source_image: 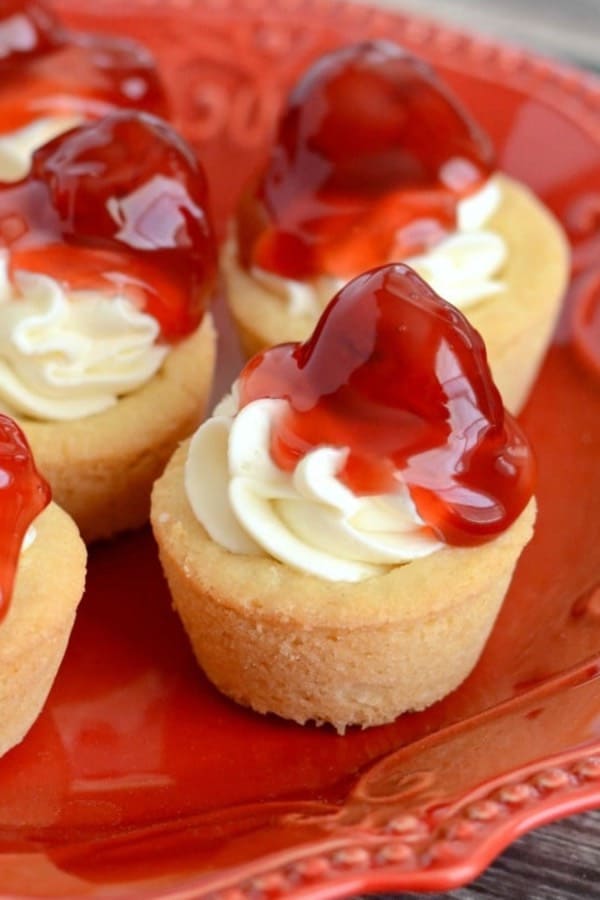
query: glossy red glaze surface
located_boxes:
[240,264,533,544]
[0,0,599,897]
[237,40,494,279]
[0,413,50,620]
[0,1,166,132]
[0,0,62,65]
[0,112,217,338]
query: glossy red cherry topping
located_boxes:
[0,0,62,66]
[0,0,166,134]
[0,112,216,338]
[0,414,50,622]
[239,265,534,545]
[238,40,495,281]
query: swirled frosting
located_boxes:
[246,179,506,317]
[0,251,167,421]
[185,386,442,582]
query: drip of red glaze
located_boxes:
[239,265,534,546]
[237,40,494,281]
[0,0,167,133]
[0,112,217,339]
[0,414,50,622]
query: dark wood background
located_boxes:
[348,0,600,896]
[368,809,600,899]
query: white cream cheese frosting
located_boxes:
[21,524,37,552]
[185,386,442,582]
[243,179,506,317]
[0,116,82,182]
[0,251,168,421]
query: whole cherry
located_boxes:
[32,111,214,262]
[239,40,495,280]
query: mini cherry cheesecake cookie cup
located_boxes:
[0,111,218,542]
[224,40,569,415]
[152,265,537,733]
[0,0,168,182]
[0,414,86,757]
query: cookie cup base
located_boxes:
[0,503,86,757]
[17,314,216,543]
[151,441,536,734]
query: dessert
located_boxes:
[0,110,217,541]
[152,264,536,732]
[224,40,569,414]
[0,0,167,182]
[0,413,86,757]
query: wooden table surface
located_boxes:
[347,0,600,897]
[362,0,600,70]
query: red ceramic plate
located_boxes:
[2,1,600,897]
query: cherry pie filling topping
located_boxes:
[0,111,217,340]
[239,264,534,546]
[237,40,495,281]
[0,413,50,621]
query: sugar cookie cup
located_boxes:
[0,112,218,541]
[153,264,537,733]
[0,502,86,757]
[152,443,535,732]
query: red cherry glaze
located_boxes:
[0,112,217,339]
[0,0,62,67]
[0,1,167,133]
[239,265,534,545]
[0,414,50,622]
[237,40,494,280]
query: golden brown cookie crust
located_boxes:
[224,176,569,414]
[151,441,536,733]
[16,314,216,543]
[0,502,86,757]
